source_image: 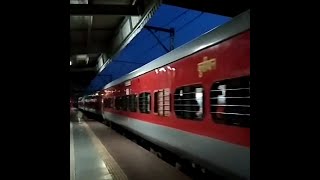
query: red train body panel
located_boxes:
[102,31,249,147]
[79,10,250,180]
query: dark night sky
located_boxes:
[86,4,231,94]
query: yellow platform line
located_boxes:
[82,122,128,180]
[70,122,75,180]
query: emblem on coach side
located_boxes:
[197,56,216,77]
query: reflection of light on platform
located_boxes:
[99,160,107,168]
[101,174,113,180]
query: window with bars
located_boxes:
[210,76,250,127]
[174,85,204,120]
[128,94,137,112]
[154,89,171,116]
[139,92,151,113]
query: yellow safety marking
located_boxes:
[82,122,128,180]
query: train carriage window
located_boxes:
[210,76,250,127]
[174,85,203,120]
[139,92,151,113]
[120,96,123,110]
[104,98,113,108]
[104,98,108,108]
[115,97,121,110]
[126,96,130,111]
[111,97,115,108]
[154,89,171,116]
[154,92,159,113]
[129,94,137,112]
[121,96,129,111]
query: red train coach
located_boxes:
[78,93,104,114]
[80,9,250,180]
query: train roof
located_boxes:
[103,9,250,90]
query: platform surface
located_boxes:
[70,122,115,180]
[70,108,190,180]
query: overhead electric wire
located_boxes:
[136,12,204,60]
[86,10,204,94]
